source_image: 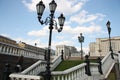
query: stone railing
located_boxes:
[51,54,62,71]
[21,60,46,75]
[9,52,119,80]
[51,63,88,80]
[0,42,44,60]
[10,73,42,80]
[51,52,119,80]
[20,54,62,75]
[9,54,63,79]
[101,52,118,79]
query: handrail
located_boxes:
[101,52,111,64]
[9,73,42,80]
[101,52,118,79]
[51,54,62,71]
[21,60,46,75]
[21,54,62,75]
[52,63,86,75]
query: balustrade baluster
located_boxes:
[13,48,15,54]
[75,70,77,80]
[61,75,64,80]
[53,76,56,80]
[16,48,18,55]
[65,75,68,80]
[4,46,6,52]
[77,70,79,79]
[6,46,9,53]
[2,45,4,52]
[57,76,60,80]
[68,73,71,80]
[71,73,73,80]
[79,69,81,78]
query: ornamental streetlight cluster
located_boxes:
[36,0,65,80]
[36,0,65,31]
[78,33,84,60]
[106,21,114,59]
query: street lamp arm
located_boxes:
[53,20,63,32]
[38,16,63,32]
[38,16,51,25]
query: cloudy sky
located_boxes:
[0,0,120,53]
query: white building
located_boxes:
[56,45,78,59]
[89,36,120,57]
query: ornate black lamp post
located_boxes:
[36,0,65,80]
[78,33,84,60]
[106,21,114,59]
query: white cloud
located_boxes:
[22,0,87,15]
[70,10,105,24]
[27,24,101,41]
[28,30,47,37]
[22,0,39,12]
[63,24,101,35]
[56,0,87,15]
[28,26,48,37]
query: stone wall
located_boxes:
[0,53,39,80]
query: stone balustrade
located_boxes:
[101,52,118,79]
[9,54,63,79]
[0,42,44,60]
[51,63,88,80]
[21,60,46,75]
[51,54,62,71]
[10,73,42,80]
[9,52,119,80]
[20,54,62,75]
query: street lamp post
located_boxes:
[36,0,65,80]
[98,39,102,57]
[78,33,84,60]
[106,21,114,59]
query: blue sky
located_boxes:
[0,0,120,53]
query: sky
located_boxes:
[0,0,120,53]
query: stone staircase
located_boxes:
[9,52,120,80]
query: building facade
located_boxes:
[0,35,46,59]
[89,36,120,57]
[0,35,17,45]
[56,45,78,59]
[18,41,45,56]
